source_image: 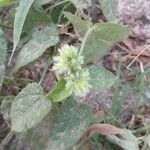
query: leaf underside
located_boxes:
[14,23,59,71]
[10,83,52,132]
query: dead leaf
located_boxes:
[91,124,124,136]
[83,123,124,138]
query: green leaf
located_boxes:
[47,97,93,150]
[10,83,52,132]
[23,8,51,34]
[70,0,91,9]
[107,129,139,150]
[9,0,35,64]
[80,23,129,63]
[89,66,117,90]
[0,29,7,90]
[98,0,117,22]
[46,79,71,102]
[0,0,16,7]
[64,12,93,37]
[14,24,59,71]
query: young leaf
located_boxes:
[64,11,93,37]
[14,24,59,71]
[89,66,117,90]
[98,0,118,22]
[0,0,16,7]
[10,83,52,132]
[47,97,93,150]
[9,0,35,64]
[80,23,129,63]
[46,79,71,102]
[0,29,7,90]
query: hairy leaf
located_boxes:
[64,11,93,37]
[14,24,59,71]
[47,97,93,150]
[9,0,35,64]
[80,23,129,63]
[89,66,117,90]
[0,29,7,90]
[10,83,52,132]
[98,0,118,22]
[46,79,71,102]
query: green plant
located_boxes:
[1,0,149,150]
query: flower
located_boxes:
[53,44,84,75]
[53,44,91,96]
[65,70,91,96]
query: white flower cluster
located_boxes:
[53,44,91,96]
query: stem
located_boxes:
[127,44,150,70]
